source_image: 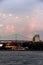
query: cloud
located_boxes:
[0,0,37,14]
[0,0,4,2]
[26,34,33,40]
[0,0,43,40]
[0,24,3,27]
[5,25,15,35]
[39,0,43,2]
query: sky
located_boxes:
[0,0,43,40]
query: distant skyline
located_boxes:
[0,0,43,40]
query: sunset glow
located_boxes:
[0,0,43,40]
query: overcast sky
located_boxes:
[0,0,43,40]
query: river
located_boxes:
[0,51,43,65]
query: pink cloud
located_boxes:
[0,24,3,27]
[26,34,33,40]
[0,24,3,32]
[27,8,43,33]
[5,25,15,34]
[0,11,43,40]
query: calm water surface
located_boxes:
[0,51,43,65]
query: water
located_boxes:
[0,51,43,65]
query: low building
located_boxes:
[5,41,15,50]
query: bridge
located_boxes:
[0,33,29,43]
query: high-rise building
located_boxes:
[33,34,40,42]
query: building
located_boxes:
[33,34,40,42]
